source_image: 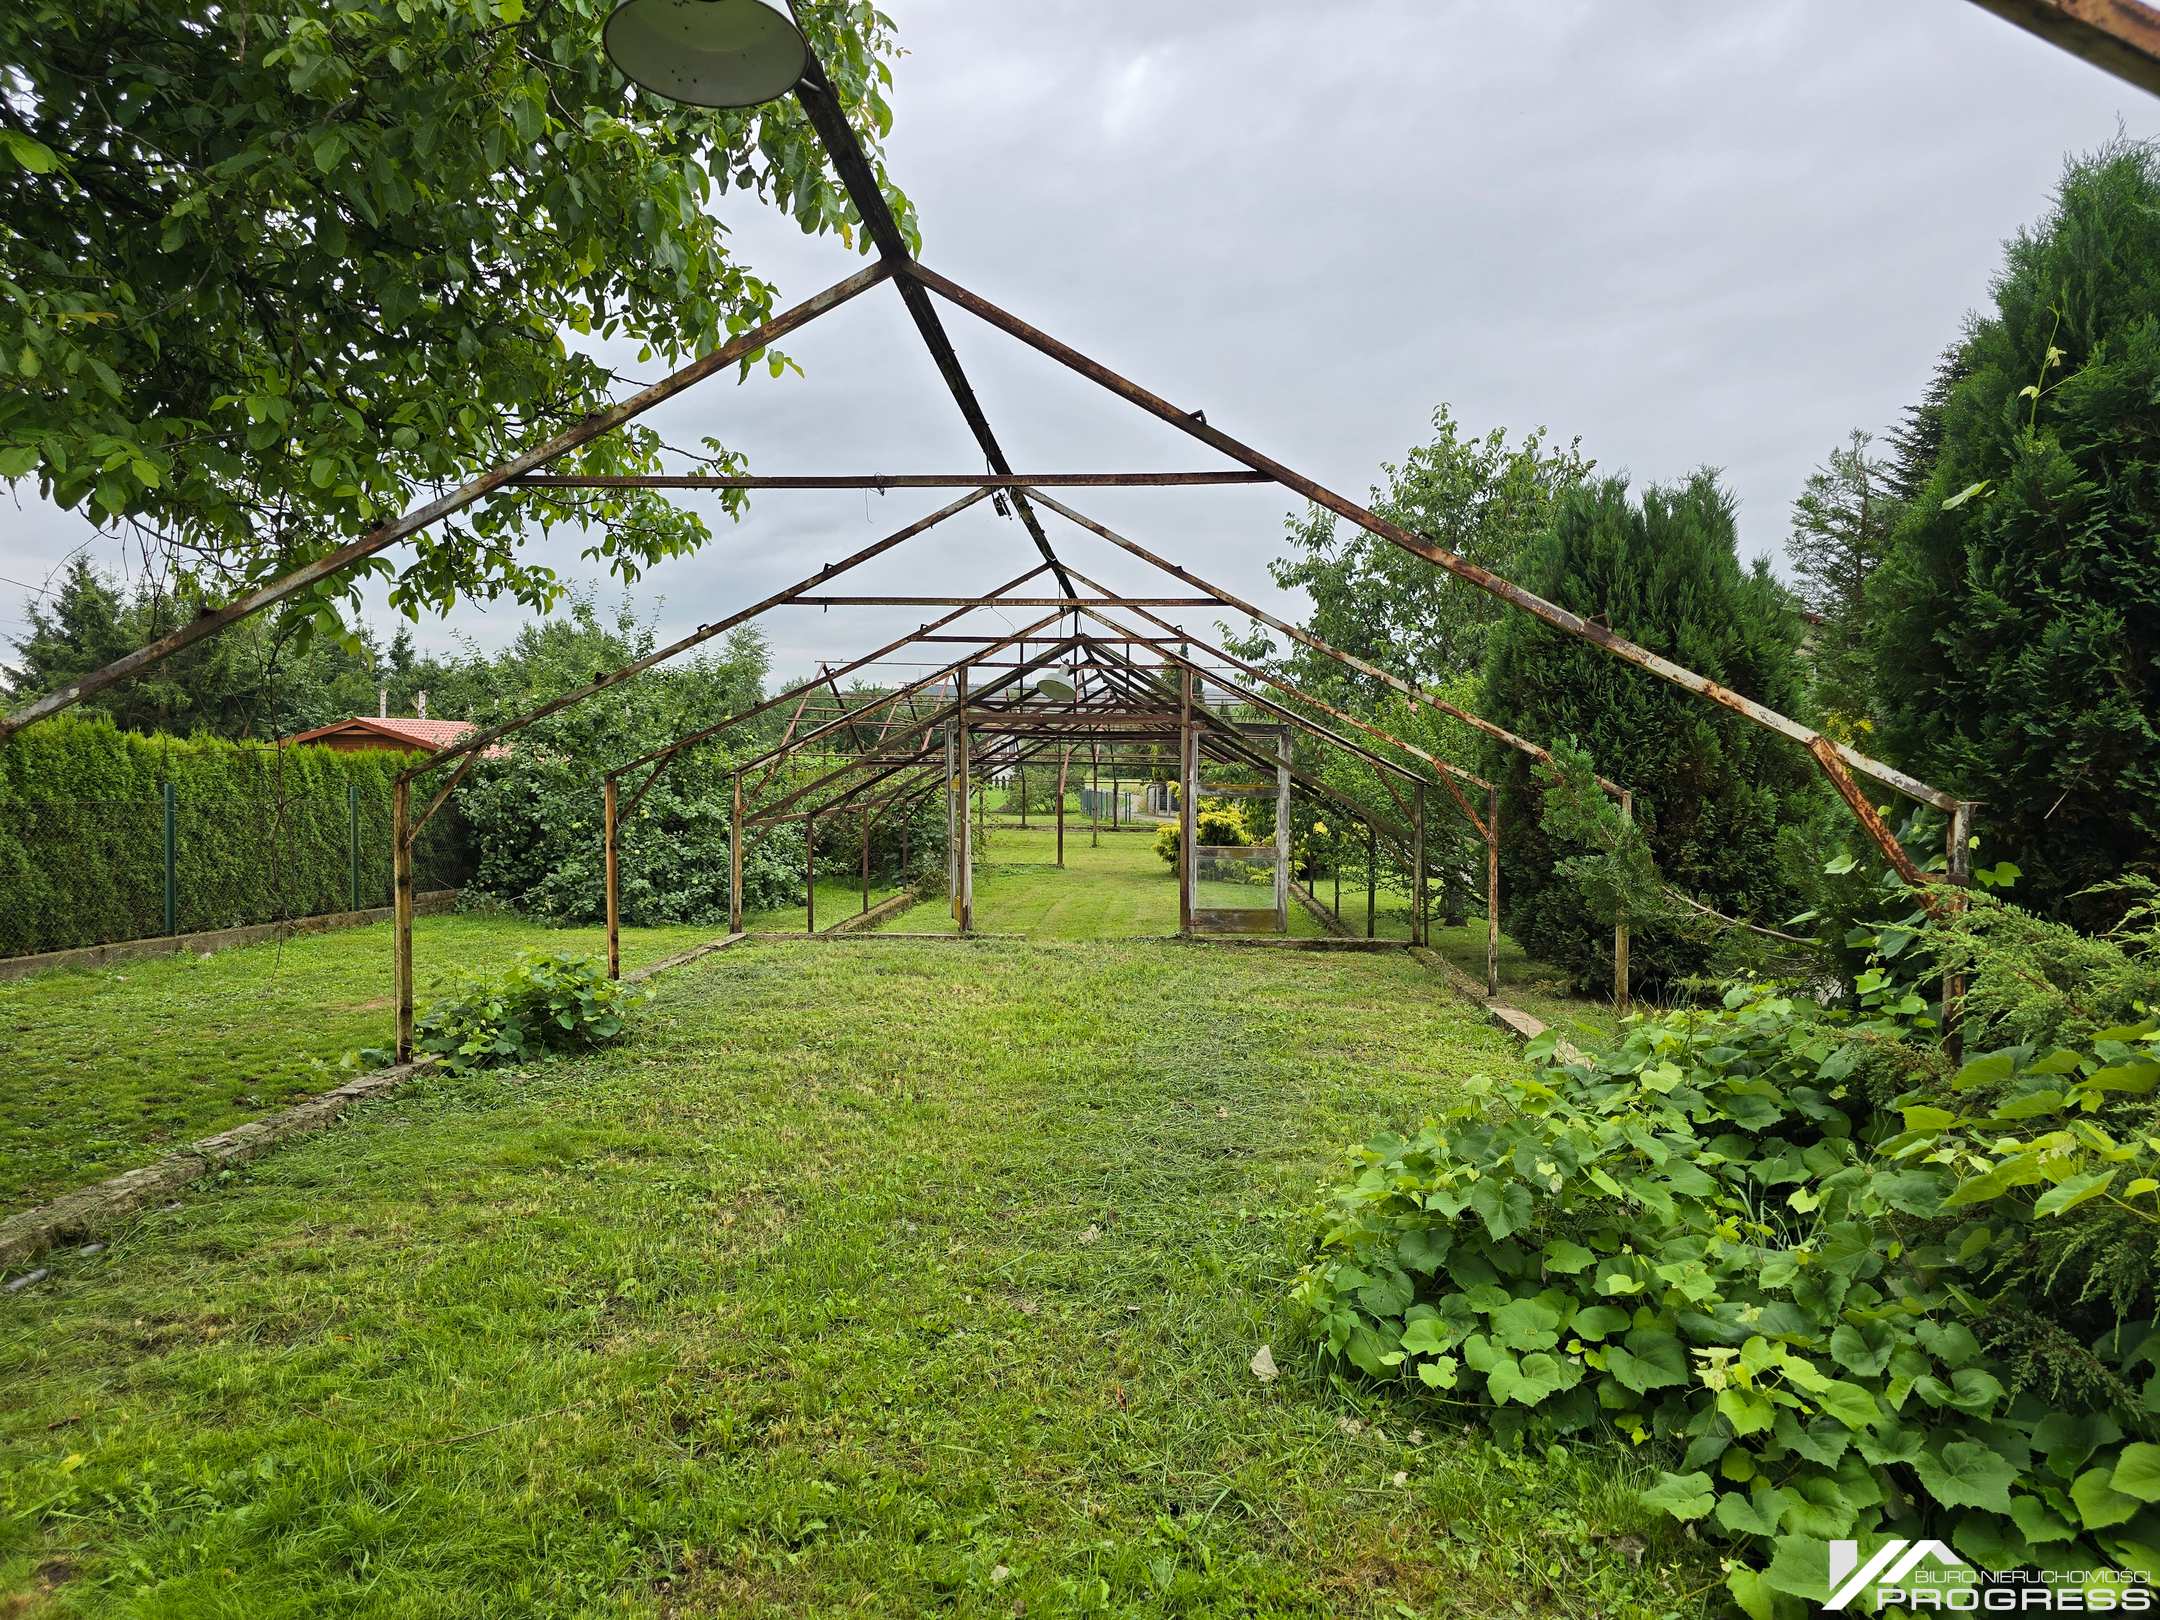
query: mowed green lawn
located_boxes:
[890,821,1613,1041]
[0,879,891,1214]
[0,941,1704,1618]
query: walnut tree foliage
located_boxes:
[1869,142,2160,932]
[1266,405,1593,694]
[0,0,907,658]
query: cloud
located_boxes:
[2,0,2144,695]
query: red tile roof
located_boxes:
[281,716,507,756]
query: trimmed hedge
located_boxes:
[0,715,467,957]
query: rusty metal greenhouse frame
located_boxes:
[3,11,2089,1063]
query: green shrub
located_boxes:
[414,950,645,1074]
[1153,799,1251,866]
[1293,978,2160,1612]
[1478,472,1816,995]
[0,713,467,956]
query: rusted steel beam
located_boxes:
[1806,735,1941,909]
[0,262,895,742]
[1965,0,2160,94]
[911,270,1955,813]
[791,56,1074,598]
[611,561,1051,792]
[777,595,1220,609]
[1026,491,1627,798]
[741,630,1076,823]
[506,471,1270,490]
[1069,606,1448,802]
[402,490,992,781]
[1063,568,1492,835]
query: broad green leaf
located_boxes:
[1639,1470,1715,1523]
[1569,1304,1629,1340]
[2072,1465,2143,1530]
[1606,1330,1688,1394]
[1913,1441,2017,1513]
[2035,1168,2117,1217]
[1541,1238,1595,1274]
[2110,1443,2160,1503]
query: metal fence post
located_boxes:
[162,780,177,936]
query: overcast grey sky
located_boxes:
[0,0,2145,697]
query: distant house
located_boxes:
[282,693,506,758]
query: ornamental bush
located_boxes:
[414,950,644,1075]
[1294,970,2160,1612]
[1152,799,1252,867]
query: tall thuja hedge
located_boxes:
[1480,473,1815,994]
[1870,143,2160,930]
[0,714,466,955]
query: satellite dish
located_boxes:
[604,0,808,108]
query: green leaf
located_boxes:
[1398,1316,1454,1356]
[1717,1387,1776,1437]
[0,445,38,478]
[1568,1304,1629,1340]
[2072,1465,2143,1529]
[1414,1355,1458,1390]
[1726,1566,1778,1620]
[1941,478,1990,510]
[1488,1298,1561,1351]
[2009,1493,2078,1545]
[1468,1178,1533,1240]
[1541,1238,1594,1274]
[1913,1441,2017,1513]
[0,129,60,173]
[1715,1484,1791,1538]
[1606,1330,1688,1394]
[1639,1470,1715,1523]
[1829,1320,1896,1377]
[1762,1536,1832,1601]
[2110,1443,2160,1503]
[2035,1168,2117,1217]
[1485,1351,1575,1406]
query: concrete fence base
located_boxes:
[0,891,460,982]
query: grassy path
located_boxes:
[0,941,1698,1617]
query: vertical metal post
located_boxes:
[1179,665,1197,934]
[1366,821,1377,939]
[603,778,620,980]
[1333,849,1341,923]
[1056,745,1068,867]
[957,665,973,933]
[1090,742,1100,848]
[730,773,744,935]
[946,718,959,915]
[1486,786,1501,997]
[1412,783,1428,948]
[349,782,362,914]
[161,779,177,936]
[1018,763,1027,829]
[1615,788,1633,1017]
[393,778,414,1062]
[1273,725,1291,933]
[805,813,816,935]
[861,807,870,915]
[1943,800,1976,1058]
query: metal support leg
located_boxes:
[603,778,620,979]
[1615,788,1632,1017]
[1485,786,1500,997]
[1179,666,1196,934]
[730,772,744,935]
[393,778,414,1062]
[1412,783,1427,948]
